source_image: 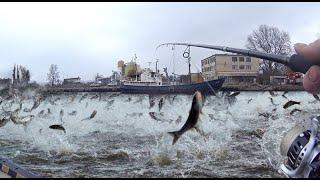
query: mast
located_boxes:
[134,54,137,81]
[188,56,191,83]
[156,59,159,73]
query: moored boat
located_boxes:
[120,78,225,95]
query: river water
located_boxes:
[0,90,318,178]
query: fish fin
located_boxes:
[168,131,180,145]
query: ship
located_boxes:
[118,62,224,94]
[120,77,225,95]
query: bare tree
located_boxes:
[12,64,31,85]
[246,25,292,83]
[12,64,16,83]
[47,64,60,86]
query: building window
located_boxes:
[232,65,237,70]
[232,57,237,62]
[239,65,245,69]
[246,57,251,62]
[246,65,251,70]
[239,57,244,62]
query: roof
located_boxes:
[64,77,80,80]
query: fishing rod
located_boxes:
[156,43,320,177]
[156,43,317,74]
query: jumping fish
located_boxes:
[90,94,99,100]
[282,91,288,99]
[309,94,320,104]
[70,95,76,103]
[89,110,97,119]
[81,110,97,121]
[269,97,279,106]
[258,112,272,118]
[30,98,41,111]
[158,98,164,111]
[149,95,155,108]
[313,94,320,101]
[38,110,45,116]
[23,108,31,113]
[172,95,177,102]
[149,112,159,121]
[283,100,300,109]
[290,108,302,115]
[98,93,102,101]
[0,118,10,127]
[269,91,276,97]
[49,99,56,105]
[168,91,204,145]
[247,98,253,104]
[227,91,240,98]
[60,109,64,123]
[79,93,88,102]
[175,115,182,124]
[68,111,77,116]
[49,124,66,133]
[10,115,34,126]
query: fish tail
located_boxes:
[168,131,181,145]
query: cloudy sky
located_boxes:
[0,2,319,83]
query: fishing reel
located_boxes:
[279,116,320,178]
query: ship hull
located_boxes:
[120,78,225,95]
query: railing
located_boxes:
[0,157,40,178]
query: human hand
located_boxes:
[294,39,320,94]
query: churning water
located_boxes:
[0,90,318,178]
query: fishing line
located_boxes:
[181,47,219,97]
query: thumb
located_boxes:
[303,65,320,94]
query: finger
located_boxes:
[294,39,320,61]
[303,65,320,94]
[294,43,307,54]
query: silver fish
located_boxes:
[60,109,64,123]
[290,108,302,115]
[158,98,164,111]
[10,115,34,126]
[68,110,77,116]
[0,117,10,127]
[49,124,66,133]
[168,91,204,145]
[81,110,97,121]
[283,100,300,109]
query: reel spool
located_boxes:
[279,116,320,178]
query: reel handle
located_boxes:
[288,54,320,74]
